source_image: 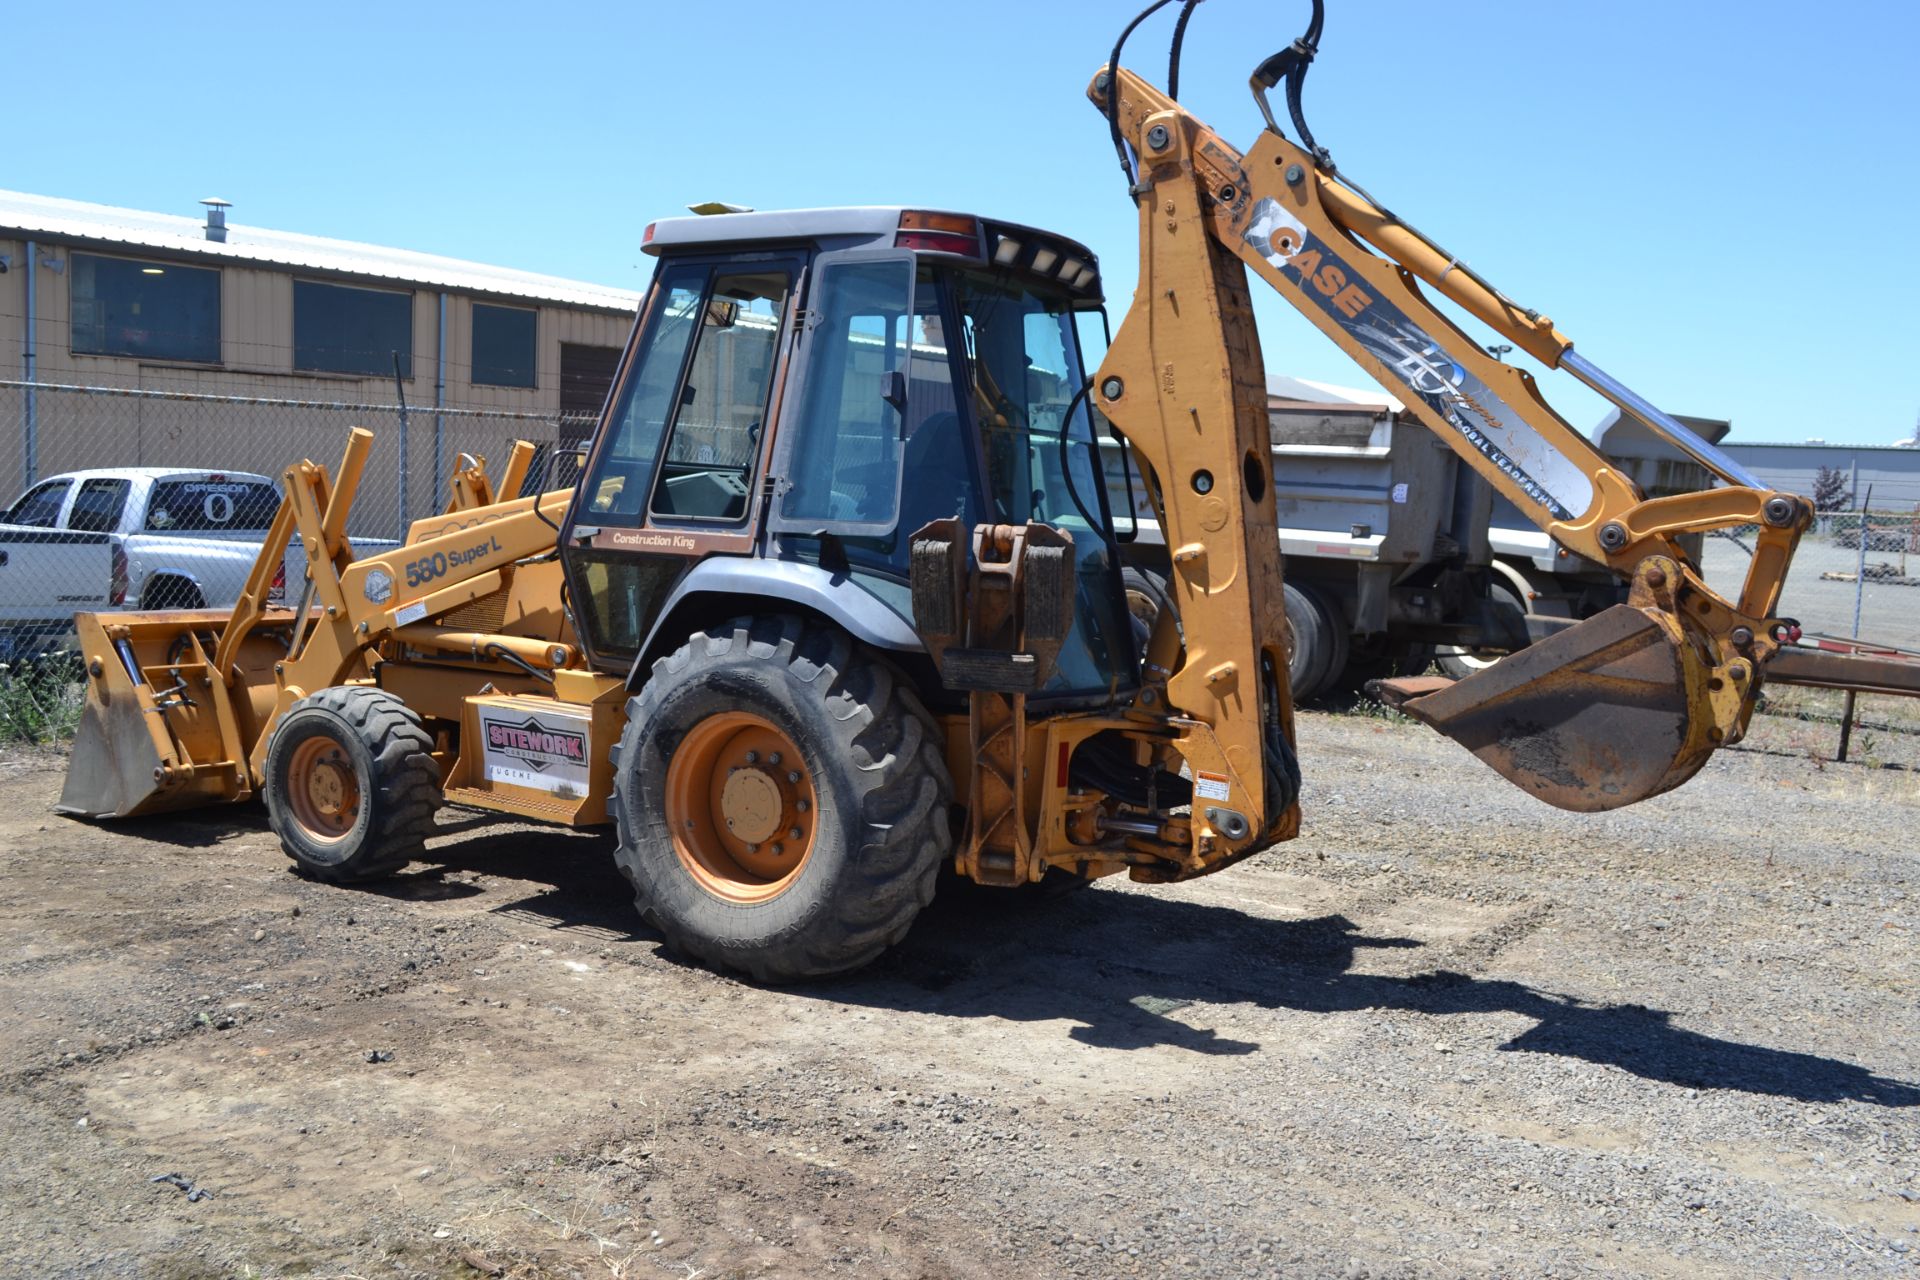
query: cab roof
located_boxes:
[642,206,1103,299]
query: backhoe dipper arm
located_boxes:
[1090,64,1813,813]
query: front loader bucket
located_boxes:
[58,667,179,819]
[1376,605,1717,812]
[55,609,283,820]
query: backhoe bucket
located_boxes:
[55,608,285,820]
[1376,605,1716,812]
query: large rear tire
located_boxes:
[264,687,441,883]
[1284,582,1347,703]
[1436,575,1528,680]
[611,615,953,982]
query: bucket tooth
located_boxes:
[1384,604,1715,812]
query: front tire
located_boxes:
[611,615,953,982]
[264,687,441,883]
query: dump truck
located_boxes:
[55,1,1812,981]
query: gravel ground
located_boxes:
[0,708,1914,1279]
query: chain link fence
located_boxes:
[1,379,591,743]
[1699,508,1920,653]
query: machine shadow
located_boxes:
[803,887,1920,1107]
[174,808,1914,1107]
[342,819,649,940]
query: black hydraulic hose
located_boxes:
[1106,0,1181,188]
[1167,0,1203,100]
[1055,380,1102,536]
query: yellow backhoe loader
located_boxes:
[55,2,1810,981]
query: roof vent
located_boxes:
[200,197,231,243]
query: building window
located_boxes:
[472,303,537,388]
[71,253,220,364]
[294,280,413,378]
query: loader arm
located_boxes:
[1089,57,1810,812]
[61,430,582,819]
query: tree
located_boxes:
[1812,465,1851,513]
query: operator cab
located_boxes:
[560,207,1135,701]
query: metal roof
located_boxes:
[0,189,642,313]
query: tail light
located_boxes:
[268,559,287,603]
[110,544,129,607]
[896,211,982,257]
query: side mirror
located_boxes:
[704,298,739,329]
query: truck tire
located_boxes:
[1284,582,1346,703]
[1436,576,1528,680]
[612,615,953,983]
[264,687,442,883]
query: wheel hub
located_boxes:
[664,712,818,903]
[306,760,352,818]
[285,738,361,842]
[720,768,783,844]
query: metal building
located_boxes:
[0,189,640,524]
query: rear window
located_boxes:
[145,479,281,532]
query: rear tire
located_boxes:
[264,687,441,883]
[611,615,953,983]
[1284,582,1346,703]
[1436,576,1528,680]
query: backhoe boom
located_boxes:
[1090,63,1811,810]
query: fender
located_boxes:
[626,556,923,688]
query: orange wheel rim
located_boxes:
[286,737,362,842]
[664,712,817,903]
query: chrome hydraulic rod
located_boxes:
[1560,349,1763,490]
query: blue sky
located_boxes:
[10,0,1915,444]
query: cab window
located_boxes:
[650,270,791,523]
[5,480,70,528]
[66,478,131,533]
[582,265,707,523]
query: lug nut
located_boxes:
[768,752,781,765]
[789,826,802,840]
[771,843,784,856]
[787,771,801,784]
[744,751,758,764]
[796,799,810,813]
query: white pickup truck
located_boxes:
[1,468,292,613]
[0,516,114,662]
[0,467,416,662]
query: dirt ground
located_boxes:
[1,708,1915,1279]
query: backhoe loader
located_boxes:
[55,2,1810,982]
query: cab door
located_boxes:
[561,254,802,671]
